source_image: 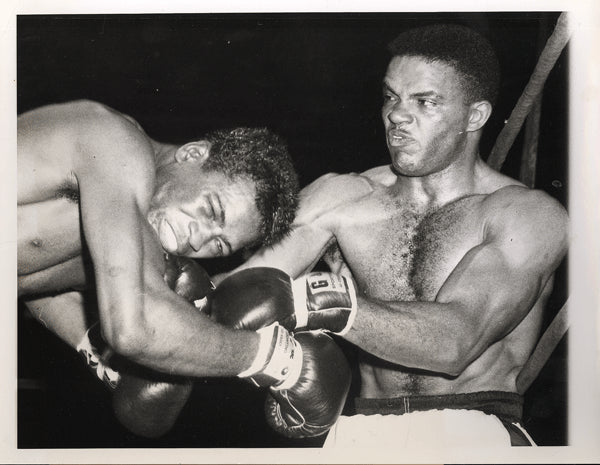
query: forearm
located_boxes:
[344,295,470,375]
[105,292,259,378]
[23,291,90,350]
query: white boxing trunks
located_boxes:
[323,391,536,448]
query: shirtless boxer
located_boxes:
[225,24,569,447]
[17,99,313,436]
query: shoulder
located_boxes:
[68,100,147,140]
[61,101,154,169]
[485,185,567,222]
[360,164,398,186]
[21,100,147,143]
[295,172,375,224]
[483,185,568,266]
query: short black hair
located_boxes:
[203,127,299,247]
[387,24,500,105]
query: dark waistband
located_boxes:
[353,391,523,424]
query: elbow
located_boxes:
[106,328,147,360]
[435,337,479,377]
[99,308,150,360]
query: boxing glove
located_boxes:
[214,299,352,438]
[112,254,214,438]
[209,267,357,335]
[162,253,215,312]
[264,330,351,438]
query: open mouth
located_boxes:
[387,128,416,148]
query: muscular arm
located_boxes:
[224,173,372,280]
[68,102,257,377]
[344,188,569,376]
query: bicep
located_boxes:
[436,243,543,345]
[436,194,568,347]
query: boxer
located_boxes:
[223,24,568,447]
[18,100,299,436]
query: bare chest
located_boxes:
[18,193,84,277]
[336,195,485,301]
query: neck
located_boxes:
[392,149,485,209]
[150,139,179,170]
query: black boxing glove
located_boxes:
[112,254,214,438]
[264,330,351,438]
[233,323,351,438]
[209,267,357,335]
[213,289,352,439]
[162,253,215,312]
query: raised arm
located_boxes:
[229,172,373,279]
[344,187,569,376]
[72,104,257,377]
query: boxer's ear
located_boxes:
[466,100,492,132]
[174,140,211,164]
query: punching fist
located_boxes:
[209,267,357,335]
[112,254,214,438]
[264,330,351,438]
[211,288,352,438]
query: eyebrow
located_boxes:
[412,91,444,100]
[382,82,444,100]
[214,194,225,226]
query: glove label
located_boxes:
[239,323,302,388]
[306,272,349,296]
[302,272,358,335]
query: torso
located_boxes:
[17,100,153,297]
[326,166,550,398]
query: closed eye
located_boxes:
[215,238,224,256]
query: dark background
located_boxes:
[17,12,568,448]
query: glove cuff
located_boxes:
[238,323,302,389]
[237,323,277,378]
[76,323,121,389]
[291,275,308,329]
[337,273,358,336]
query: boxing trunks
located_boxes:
[323,391,536,448]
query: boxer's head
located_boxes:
[149,127,299,258]
[387,24,500,106]
[382,24,499,176]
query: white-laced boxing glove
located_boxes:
[209,267,357,335]
[235,323,351,438]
